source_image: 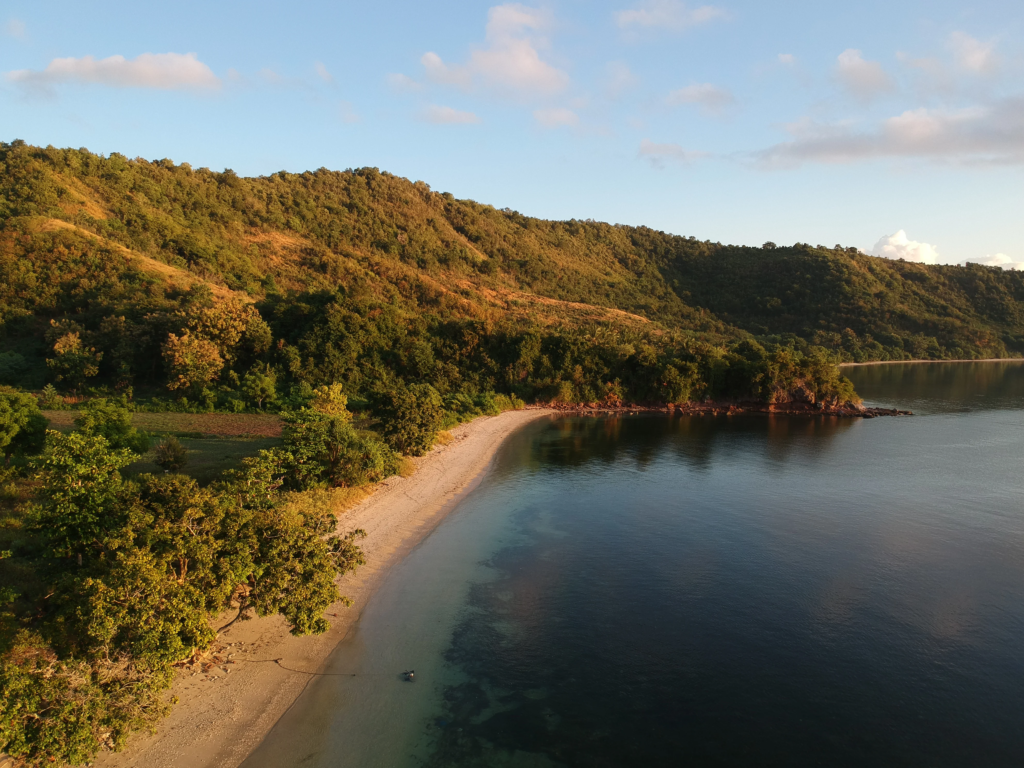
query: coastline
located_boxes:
[95,408,556,768]
[839,358,1024,367]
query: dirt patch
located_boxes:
[465,282,650,326]
[32,217,243,301]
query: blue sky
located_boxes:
[1,0,1022,267]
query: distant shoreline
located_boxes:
[840,358,1024,367]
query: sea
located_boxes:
[241,361,1024,767]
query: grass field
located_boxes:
[41,411,283,437]
[127,436,283,485]
[41,411,285,485]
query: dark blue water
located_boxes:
[244,362,1024,768]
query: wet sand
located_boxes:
[95,408,555,768]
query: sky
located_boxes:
[1,0,1022,267]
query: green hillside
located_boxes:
[2,139,1022,398]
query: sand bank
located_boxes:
[95,408,555,768]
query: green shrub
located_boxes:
[73,398,150,454]
[373,383,444,456]
[0,388,48,457]
[153,436,189,472]
[283,410,399,489]
[38,384,68,410]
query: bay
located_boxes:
[242,361,1024,767]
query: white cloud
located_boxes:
[421,4,568,99]
[948,32,998,75]
[315,62,334,84]
[871,230,940,264]
[666,83,734,115]
[534,107,578,128]
[778,53,796,65]
[6,52,219,92]
[753,96,1024,167]
[966,253,1024,270]
[615,0,728,31]
[421,104,481,124]
[835,49,894,101]
[4,19,26,38]
[638,138,709,168]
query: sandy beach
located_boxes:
[95,408,555,768]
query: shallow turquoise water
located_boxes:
[243,362,1024,767]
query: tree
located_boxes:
[216,452,367,634]
[282,410,398,489]
[29,431,135,561]
[38,384,67,410]
[0,389,48,457]
[241,368,277,409]
[46,332,102,393]
[73,397,150,454]
[309,383,351,417]
[372,383,444,456]
[161,333,223,395]
[153,436,188,472]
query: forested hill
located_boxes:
[2,138,1023,395]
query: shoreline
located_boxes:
[534,402,911,418]
[839,358,1024,367]
[95,408,556,768]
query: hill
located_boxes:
[1,138,1022,410]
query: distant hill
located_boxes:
[1,139,1022,397]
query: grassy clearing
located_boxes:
[41,411,283,437]
[127,436,282,486]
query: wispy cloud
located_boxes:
[753,97,1024,167]
[315,62,334,85]
[4,18,25,38]
[666,83,734,115]
[6,52,219,93]
[534,107,578,128]
[947,32,999,75]
[778,53,796,65]
[420,3,569,99]
[835,49,895,101]
[615,0,728,32]
[605,60,638,99]
[421,104,481,124]
[387,72,423,93]
[339,101,360,124]
[638,138,709,168]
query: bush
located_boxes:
[153,436,189,472]
[283,410,399,489]
[372,383,444,456]
[73,398,150,454]
[0,388,48,457]
[38,384,68,410]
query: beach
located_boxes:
[95,408,555,768]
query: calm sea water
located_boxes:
[243,362,1024,768]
